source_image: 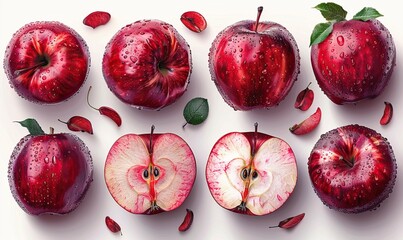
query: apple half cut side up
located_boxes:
[105,128,196,214]
[206,124,297,215]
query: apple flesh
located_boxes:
[4,21,90,104]
[102,20,192,110]
[104,126,196,214]
[311,19,396,104]
[308,125,397,213]
[8,133,93,215]
[206,124,297,215]
[209,7,300,110]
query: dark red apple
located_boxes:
[308,124,397,213]
[206,123,297,215]
[208,7,300,110]
[310,3,395,104]
[4,21,90,104]
[102,20,192,110]
[104,126,196,214]
[8,119,93,215]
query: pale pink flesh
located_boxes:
[105,134,196,213]
[206,133,297,215]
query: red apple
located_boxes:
[310,3,395,104]
[208,7,300,110]
[8,119,93,215]
[102,20,192,110]
[104,126,196,214]
[308,124,397,213]
[206,123,297,215]
[4,21,90,104]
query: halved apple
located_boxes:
[105,126,196,214]
[206,124,297,215]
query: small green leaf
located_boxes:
[353,7,383,21]
[15,118,45,136]
[310,22,333,46]
[314,2,347,22]
[183,97,209,128]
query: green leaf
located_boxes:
[15,118,45,136]
[314,2,347,22]
[353,7,383,21]
[183,97,209,128]
[310,22,333,46]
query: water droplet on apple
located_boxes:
[44,157,49,163]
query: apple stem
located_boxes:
[254,6,264,32]
[49,127,55,134]
[58,119,68,125]
[14,59,48,76]
[149,125,155,154]
[86,86,99,111]
[306,82,312,89]
[252,122,258,156]
[340,156,354,168]
[269,225,279,229]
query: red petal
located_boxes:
[290,107,321,135]
[180,11,207,33]
[294,83,314,111]
[59,116,93,134]
[83,11,111,29]
[99,106,122,127]
[380,102,393,125]
[270,213,305,229]
[105,216,122,235]
[178,209,194,232]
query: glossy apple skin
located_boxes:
[102,20,192,110]
[311,19,396,104]
[308,125,397,213]
[209,20,300,110]
[8,133,93,215]
[4,21,90,104]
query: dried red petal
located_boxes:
[105,216,122,235]
[178,209,194,232]
[58,116,93,134]
[83,11,111,29]
[99,106,122,126]
[87,86,122,126]
[270,213,305,229]
[380,102,393,125]
[290,107,321,135]
[180,11,207,33]
[294,82,314,111]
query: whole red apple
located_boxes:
[104,126,196,214]
[310,3,395,104]
[208,7,300,110]
[4,21,90,104]
[308,124,397,213]
[8,119,93,215]
[206,123,297,215]
[102,20,192,110]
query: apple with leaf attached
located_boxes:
[310,3,396,104]
[8,119,93,215]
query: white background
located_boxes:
[0,0,402,239]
